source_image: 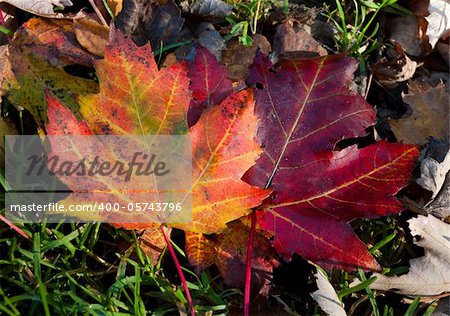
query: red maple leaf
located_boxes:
[244,53,419,270]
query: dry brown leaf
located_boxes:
[272,18,327,60]
[370,215,450,296]
[388,0,449,55]
[74,15,109,57]
[409,0,431,16]
[418,150,450,199]
[222,34,270,82]
[115,0,184,48]
[0,0,73,18]
[187,0,232,19]
[420,149,450,222]
[416,147,450,221]
[390,81,449,144]
[371,44,417,88]
[426,169,450,222]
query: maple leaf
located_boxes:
[45,31,269,235]
[73,15,110,57]
[244,53,419,270]
[187,46,232,127]
[185,221,279,295]
[5,18,98,126]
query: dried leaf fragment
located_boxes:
[106,0,123,16]
[0,0,73,18]
[115,0,184,48]
[417,149,450,199]
[418,149,450,221]
[390,81,449,145]
[387,15,429,56]
[272,19,327,60]
[221,35,271,82]
[371,44,417,88]
[311,267,346,316]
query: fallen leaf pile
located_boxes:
[1,18,421,284]
[1,0,449,313]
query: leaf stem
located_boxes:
[244,211,257,316]
[160,226,196,316]
[0,213,29,239]
[87,0,109,27]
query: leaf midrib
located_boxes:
[263,58,326,189]
[267,147,417,209]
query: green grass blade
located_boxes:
[404,297,420,316]
[33,233,50,316]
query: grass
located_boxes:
[337,217,440,316]
[1,176,441,315]
[224,0,285,46]
[323,0,410,60]
[0,220,238,315]
[0,168,237,315]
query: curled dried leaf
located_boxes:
[371,44,417,88]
